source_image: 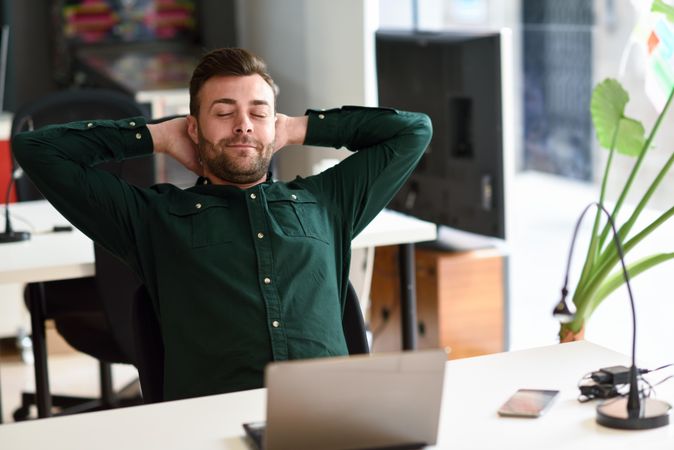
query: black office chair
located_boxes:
[343,282,370,356]
[10,88,154,420]
[132,281,370,404]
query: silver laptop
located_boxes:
[243,349,447,450]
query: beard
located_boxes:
[197,129,274,184]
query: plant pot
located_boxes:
[559,326,585,343]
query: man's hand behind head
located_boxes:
[148,118,204,177]
[273,114,308,153]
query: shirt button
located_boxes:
[257,232,264,239]
[272,320,280,328]
[195,203,202,209]
[135,132,142,140]
[87,122,93,128]
[129,121,136,127]
[250,193,257,199]
[263,277,271,285]
[318,114,325,119]
[291,194,297,200]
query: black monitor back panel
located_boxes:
[376,30,505,239]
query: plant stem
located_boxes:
[586,252,674,318]
[578,123,620,287]
[597,85,674,251]
[596,150,674,268]
[574,205,674,321]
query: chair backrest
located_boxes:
[10,88,152,200]
[131,281,370,404]
[343,282,370,355]
[132,285,164,403]
[94,244,143,364]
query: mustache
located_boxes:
[221,136,262,147]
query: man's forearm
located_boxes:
[147,122,167,153]
[285,116,309,146]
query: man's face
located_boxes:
[188,74,276,185]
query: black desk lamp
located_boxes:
[1,166,30,243]
[0,24,28,244]
[553,202,671,430]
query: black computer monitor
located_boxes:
[376,29,507,246]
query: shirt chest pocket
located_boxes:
[266,190,329,244]
[168,200,233,248]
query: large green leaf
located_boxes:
[652,0,674,23]
[615,118,647,157]
[591,78,646,156]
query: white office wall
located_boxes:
[235,0,380,312]
[236,0,379,180]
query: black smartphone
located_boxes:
[497,388,560,418]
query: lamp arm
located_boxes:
[556,201,639,414]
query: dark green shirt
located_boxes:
[13,106,432,400]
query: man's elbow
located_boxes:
[11,131,46,169]
[11,132,38,167]
[412,112,433,148]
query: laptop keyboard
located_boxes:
[242,422,427,450]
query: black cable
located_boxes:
[644,363,674,374]
[3,170,15,234]
[650,374,674,389]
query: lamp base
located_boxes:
[597,397,671,430]
[0,230,31,243]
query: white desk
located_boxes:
[1,200,434,283]
[2,341,671,449]
[0,201,94,284]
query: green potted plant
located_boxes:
[559,0,674,341]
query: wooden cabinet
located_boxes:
[369,245,507,359]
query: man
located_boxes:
[13,48,432,401]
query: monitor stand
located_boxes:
[418,225,504,252]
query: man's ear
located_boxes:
[186,115,199,145]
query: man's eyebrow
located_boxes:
[210,99,271,107]
[211,98,236,107]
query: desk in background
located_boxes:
[2,341,671,449]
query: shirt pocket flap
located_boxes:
[168,198,230,217]
[265,187,318,204]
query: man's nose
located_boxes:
[234,114,253,134]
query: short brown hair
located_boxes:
[189,48,278,116]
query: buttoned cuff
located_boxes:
[304,108,342,148]
[117,116,153,159]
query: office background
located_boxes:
[1,0,674,422]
